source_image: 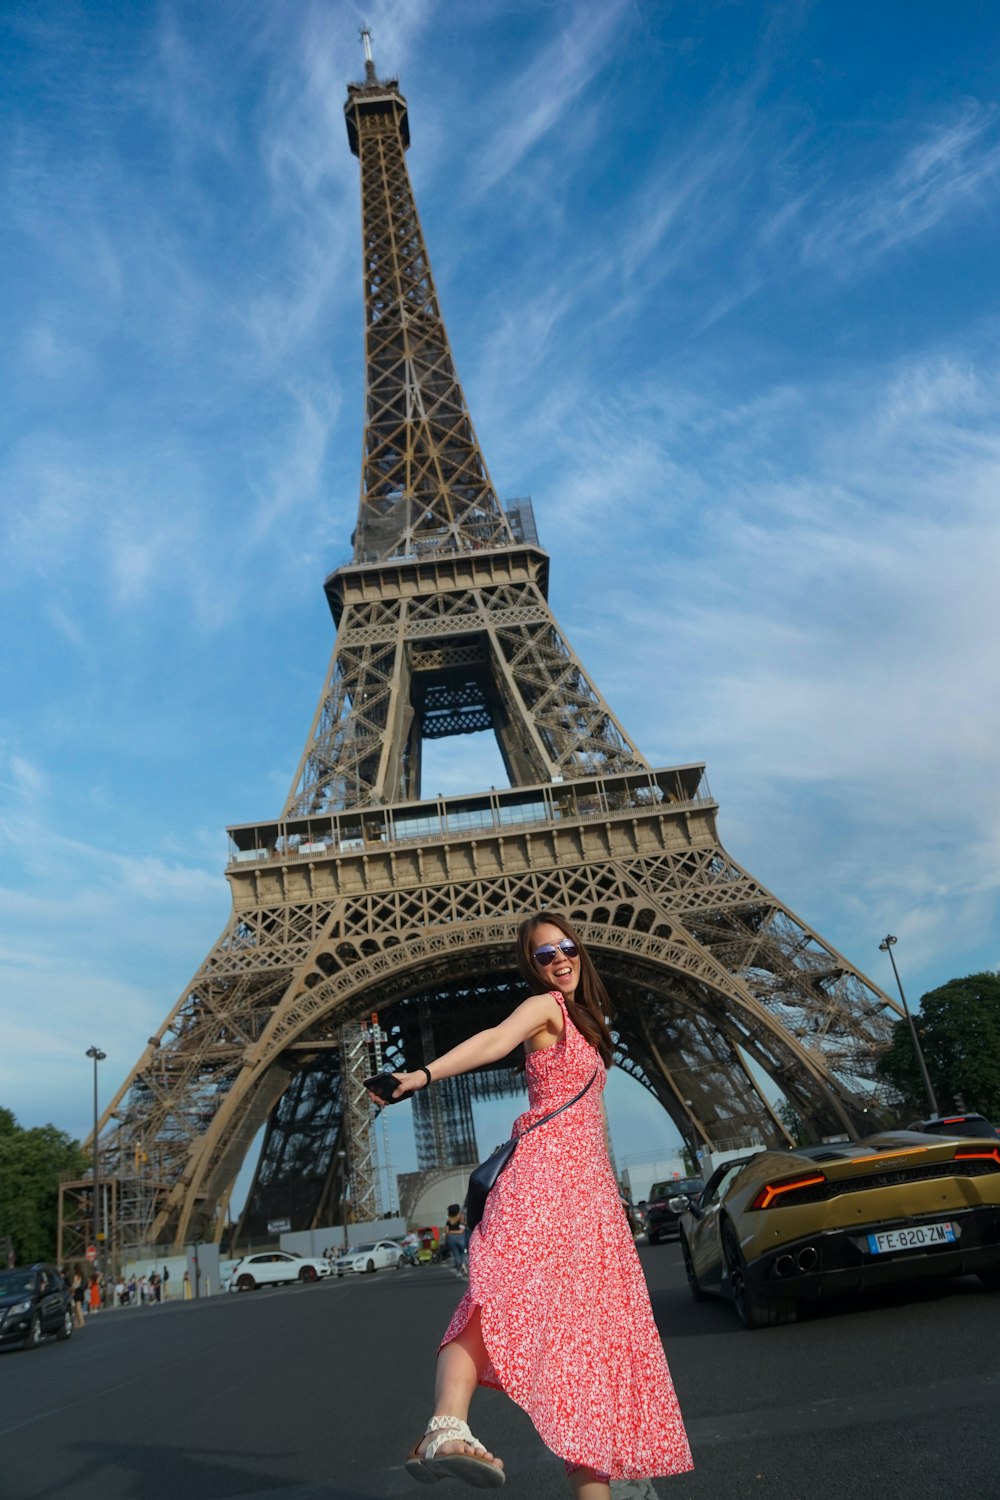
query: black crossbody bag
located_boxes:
[465,1068,598,1233]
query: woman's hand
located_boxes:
[365,1071,427,1107]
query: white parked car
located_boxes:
[336,1240,404,1276]
[226,1251,333,1292]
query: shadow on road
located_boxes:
[15,1437,375,1500]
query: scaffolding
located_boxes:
[367,1012,396,1215]
[339,1020,379,1222]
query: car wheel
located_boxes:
[236,1273,256,1292]
[977,1265,1000,1291]
[647,1231,660,1245]
[22,1313,43,1350]
[56,1309,73,1342]
[365,1258,375,1274]
[722,1219,797,1329]
[299,1266,318,1283]
[680,1233,707,1303]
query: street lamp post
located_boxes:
[338,1146,350,1254]
[879,936,939,1117]
[85,1046,106,1295]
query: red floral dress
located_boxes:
[440,991,693,1481]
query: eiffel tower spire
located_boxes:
[68,56,903,1266]
[345,41,514,563]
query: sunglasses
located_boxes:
[533,938,579,967]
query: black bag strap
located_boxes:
[516,1068,598,1139]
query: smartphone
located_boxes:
[363,1072,401,1104]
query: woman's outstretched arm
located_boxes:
[371,992,561,1103]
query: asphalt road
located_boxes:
[2,1243,998,1500]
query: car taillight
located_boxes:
[953,1146,1000,1164]
[750,1173,826,1210]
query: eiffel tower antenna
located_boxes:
[70,57,903,1265]
[359,24,376,84]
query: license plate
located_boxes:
[867,1221,957,1255]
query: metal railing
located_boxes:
[227,766,714,868]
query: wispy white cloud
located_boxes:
[874,355,997,441]
[800,103,1000,268]
[0,752,220,902]
[222,379,345,577]
[1,752,48,800]
[469,0,633,194]
[0,742,229,1136]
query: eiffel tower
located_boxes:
[83,38,900,1259]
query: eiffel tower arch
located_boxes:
[84,45,900,1260]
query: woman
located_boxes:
[70,1266,86,1328]
[444,1203,468,1278]
[368,912,692,1499]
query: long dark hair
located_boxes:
[516,911,614,1066]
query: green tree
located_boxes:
[0,1108,87,1265]
[776,1098,818,1147]
[877,971,1000,1120]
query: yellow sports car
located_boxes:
[676,1129,1000,1328]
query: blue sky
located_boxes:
[2,1,999,1197]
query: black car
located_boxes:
[645,1177,705,1244]
[905,1113,1000,1141]
[0,1265,73,1351]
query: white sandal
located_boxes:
[405,1415,505,1488]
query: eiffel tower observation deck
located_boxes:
[74,37,901,1262]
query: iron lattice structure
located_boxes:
[77,54,901,1260]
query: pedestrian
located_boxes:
[162,1265,170,1299]
[444,1204,467,1277]
[88,1274,101,1315]
[70,1266,86,1328]
[115,1276,126,1307]
[366,912,693,1497]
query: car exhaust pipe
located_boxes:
[774,1254,796,1278]
[797,1245,818,1272]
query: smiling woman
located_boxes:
[366,912,693,1497]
